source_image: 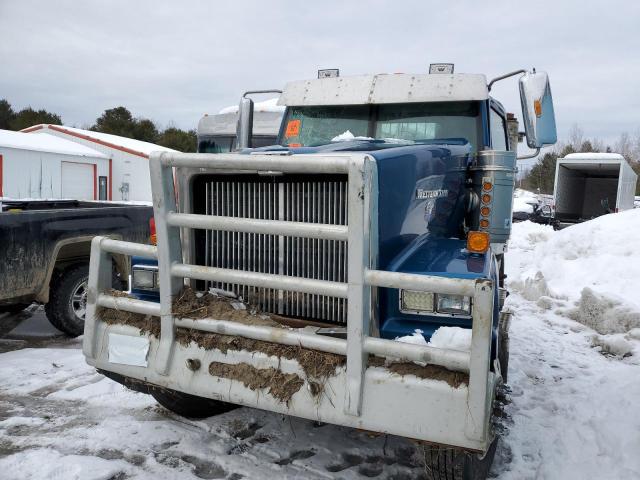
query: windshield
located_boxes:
[280,102,481,150]
[198,135,278,153]
[198,135,235,153]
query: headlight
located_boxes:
[436,294,471,315]
[400,290,434,313]
[132,268,156,289]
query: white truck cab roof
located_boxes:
[198,109,284,137]
[279,73,489,106]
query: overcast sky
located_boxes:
[1,0,639,152]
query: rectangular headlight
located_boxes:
[400,290,434,313]
[132,269,156,289]
[436,294,471,315]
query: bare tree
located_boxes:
[615,132,633,160]
[568,123,584,151]
[632,128,640,162]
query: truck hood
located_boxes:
[250,141,473,270]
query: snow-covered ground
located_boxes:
[497,210,640,479]
[1,212,639,479]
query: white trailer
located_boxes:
[553,153,637,226]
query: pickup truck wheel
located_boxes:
[46,264,123,336]
[45,265,90,337]
[150,386,237,419]
[422,437,498,480]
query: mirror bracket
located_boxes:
[517,147,540,160]
[488,69,527,91]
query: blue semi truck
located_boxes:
[84,68,557,479]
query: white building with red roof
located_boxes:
[22,124,178,201]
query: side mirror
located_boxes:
[236,97,254,150]
[519,71,557,149]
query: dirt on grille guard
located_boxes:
[83,151,503,456]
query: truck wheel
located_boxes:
[422,437,498,480]
[498,313,511,384]
[150,386,237,419]
[45,264,123,336]
[45,265,90,337]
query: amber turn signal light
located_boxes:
[149,217,157,245]
[480,206,490,216]
[482,181,493,191]
[467,231,490,253]
[482,193,491,204]
[534,99,542,117]
[480,219,490,228]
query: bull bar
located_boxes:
[83,151,497,451]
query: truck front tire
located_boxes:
[150,386,238,419]
[422,437,498,480]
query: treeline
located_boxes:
[521,125,640,195]
[0,100,196,152]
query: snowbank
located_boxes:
[512,189,539,214]
[507,211,640,354]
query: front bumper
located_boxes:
[87,320,498,452]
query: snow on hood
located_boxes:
[330,130,374,142]
[507,210,640,336]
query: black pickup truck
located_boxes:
[0,200,153,336]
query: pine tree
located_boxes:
[157,127,197,152]
[92,107,136,137]
[0,99,15,129]
[9,107,62,131]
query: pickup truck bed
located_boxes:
[0,200,153,335]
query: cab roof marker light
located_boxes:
[318,69,339,79]
[429,63,454,74]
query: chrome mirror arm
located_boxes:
[487,69,527,91]
[517,147,540,160]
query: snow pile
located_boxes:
[512,188,539,214]
[508,211,640,356]
[218,98,285,114]
[396,326,472,352]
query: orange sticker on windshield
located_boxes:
[285,119,301,138]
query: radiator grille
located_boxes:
[201,175,348,324]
